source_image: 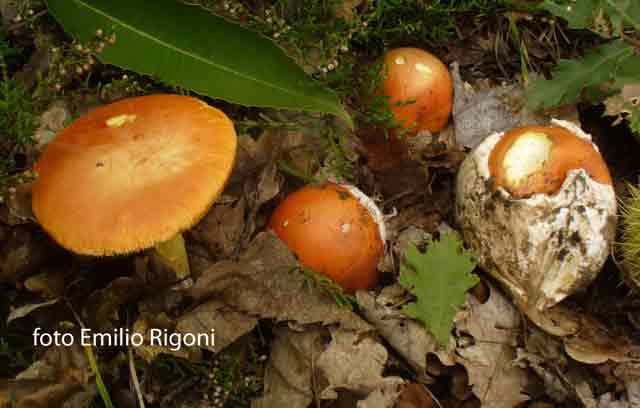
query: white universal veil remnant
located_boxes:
[455,119,617,319]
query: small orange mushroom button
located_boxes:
[381,47,453,135]
[269,183,385,292]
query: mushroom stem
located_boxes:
[153,233,190,280]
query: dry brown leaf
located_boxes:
[563,319,638,364]
[357,286,455,383]
[316,327,404,404]
[33,101,70,151]
[0,226,61,283]
[132,314,201,363]
[333,0,364,21]
[188,231,371,331]
[0,343,95,408]
[243,161,283,242]
[83,277,141,331]
[451,63,578,149]
[176,299,257,353]
[252,325,324,408]
[189,194,247,259]
[454,283,530,408]
[394,383,436,408]
[7,298,59,323]
[23,268,66,299]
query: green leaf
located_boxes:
[399,233,478,347]
[541,0,599,30]
[46,0,352,127]
[541,0,640,34]
[526,40,634,109]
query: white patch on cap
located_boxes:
[503,131,552,188]
[415,63,432,75]
[106,114,137,128]
[395,56,406,65]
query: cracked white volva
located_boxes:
[456,119,617,311]
[342,184,388,246]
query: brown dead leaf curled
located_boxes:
[454,283,530,408]
[83,277,141,331]
[188,232,371,331]
[189,194,247,259]
[562,315,639,365]
[357,287,455,383]
[132,314,201,363]
[33,101,70,151]
[5,182,36,225]
[176,299,257,353]
[7,298,59,324]
[0,343,95,408]
[316,327,404,405]
[252,325,324,408]
[451,63,578,148]
[394,383,436,408]
[1,226,61,283]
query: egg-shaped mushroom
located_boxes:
[269,183,386,292]
[455,120,616,313]
[380,47,453,135]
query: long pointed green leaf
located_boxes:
[46,0,352,127]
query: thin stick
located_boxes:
[128,345,146,408]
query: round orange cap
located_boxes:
[268,183,385,292]
[489,125,612,198]
[31,94,237,255]
[381,47,453,134]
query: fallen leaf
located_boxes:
[32,101,70,151]
[176,300,257,353]
[357,287,455,383]
[455,283,530,408]
[399,233,478,346]
[83,277,141,331]
[252,325,323,408]
[7,298,59,323]
[0,342,96,408]
[188,231,371,331]
[394,383,436,408]
[132,314,201,363]
[451,63,578,148]
[189,193,247,259]
[242,161,283,242]
[316,327,404,404]
[1,226,59,282]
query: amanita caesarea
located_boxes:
[455,119,616,313]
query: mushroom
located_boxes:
[455,120,616,315]
[31,94,237,256]
[380,47,453,135]
[269,183,386,291]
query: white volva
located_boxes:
[455,120,617,313]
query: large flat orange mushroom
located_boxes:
[31,94,237,256]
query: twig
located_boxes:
[128,342,146,407]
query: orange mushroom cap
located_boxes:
[268,183,385,292]
[31,94,237,256]
[381,47,453,134]
[489,125,612,198]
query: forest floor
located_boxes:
[1,1,640,407]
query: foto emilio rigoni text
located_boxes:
[32,328,215,351]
